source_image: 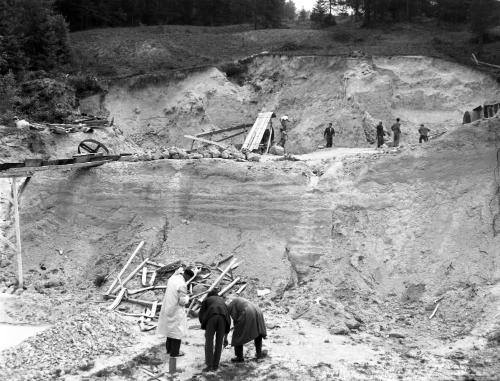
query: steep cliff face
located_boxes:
[15,120,499,301]
[82,55,500,153]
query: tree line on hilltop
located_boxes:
[54,0,297,31]
[310,0,499,30]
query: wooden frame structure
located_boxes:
[0,159,114,288]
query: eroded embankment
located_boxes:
[0,118,498,379]
[81,55,500,153]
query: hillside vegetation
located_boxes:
[70,21,500,79]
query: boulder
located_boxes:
[269,145,285,156]
[188,153,203,159]
[230,151,246,160]
[221,150,230,159]
[246,152,261,162]
[207,145,222,158]
[177,149,188,159]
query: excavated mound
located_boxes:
[81,55,500,153]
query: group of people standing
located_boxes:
[376,118,430,148]
[157,267,267,373]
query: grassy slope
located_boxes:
[70,20,500,79]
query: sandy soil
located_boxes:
[80,55,499,154]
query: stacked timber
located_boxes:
[104,243,247,331]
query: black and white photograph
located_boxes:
[0,0,500,380]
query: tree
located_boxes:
[283,0,296,20]
[470,0,497,56]
[298,7,308,21]
[310,0,327,23]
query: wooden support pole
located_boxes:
[218,277,241,296]
[106,241,145,295]
[11,178,23,288]
[199,258,237,303]
[114,257,150,293]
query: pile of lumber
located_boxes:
[48,116,111,134]
[104,242,247,331]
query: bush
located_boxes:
[219,62,248,78]
[16,78,76,122]
[0,0,71,75]
[0,72,20,125]
[67,73,106,98]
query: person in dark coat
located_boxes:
[391,118,401,147]
[227,297,267,362]
[323,123,335,148]
[418,124,430,143]
[199,290,231,372]
[376,121,386,148]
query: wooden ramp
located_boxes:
[241,112,275,152]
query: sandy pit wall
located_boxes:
[81,55,500,154]
[9,120,500,309]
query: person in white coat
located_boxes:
[157,267,194,357]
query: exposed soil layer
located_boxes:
[82,55,500,153]
[0,117,498,380]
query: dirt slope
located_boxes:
[0,117,497,379]
[82,55,500,154]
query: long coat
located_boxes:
[228,297,267,346]
[156,272,189,340]
[199,295,231,334]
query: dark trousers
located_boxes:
[205,315,226,370]
[419,135,428,143]
[234,335,263,359]
[166,337,181,356]
[393,133,400,147]
[325,137,333,148]
[377,134,384,148]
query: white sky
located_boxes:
[293,0,315,11]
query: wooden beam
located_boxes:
[195,124,252,138]
[183,135,228,150]
[199,258,237,303]
[215,129,248,143]
[12,178,23,288]
[0,160,114,178]
[218,277,241,296]
[117,257,149,292]
[106,241,145,295]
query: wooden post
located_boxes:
[11,178,23,288]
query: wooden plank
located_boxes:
[236,283,247,295]
[142,267,148,286]
[242,112,275,151]
[106,241,145,295]
[195,124,252,138]
[149,271,157,286]
[199,258,237,303]
[184,135,228,150]
[146,260,166,268]
[215,129,248,143]
[429,303,440,320]
[218,277,241,296]
[107,288,127,310]
[116,257,150,292]
[128,285,167,295]
[12,178,23,288]
[0,160,115,178]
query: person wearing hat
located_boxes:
[157,266,195,357]
[199,289,231,372]
[418,124,430,143]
